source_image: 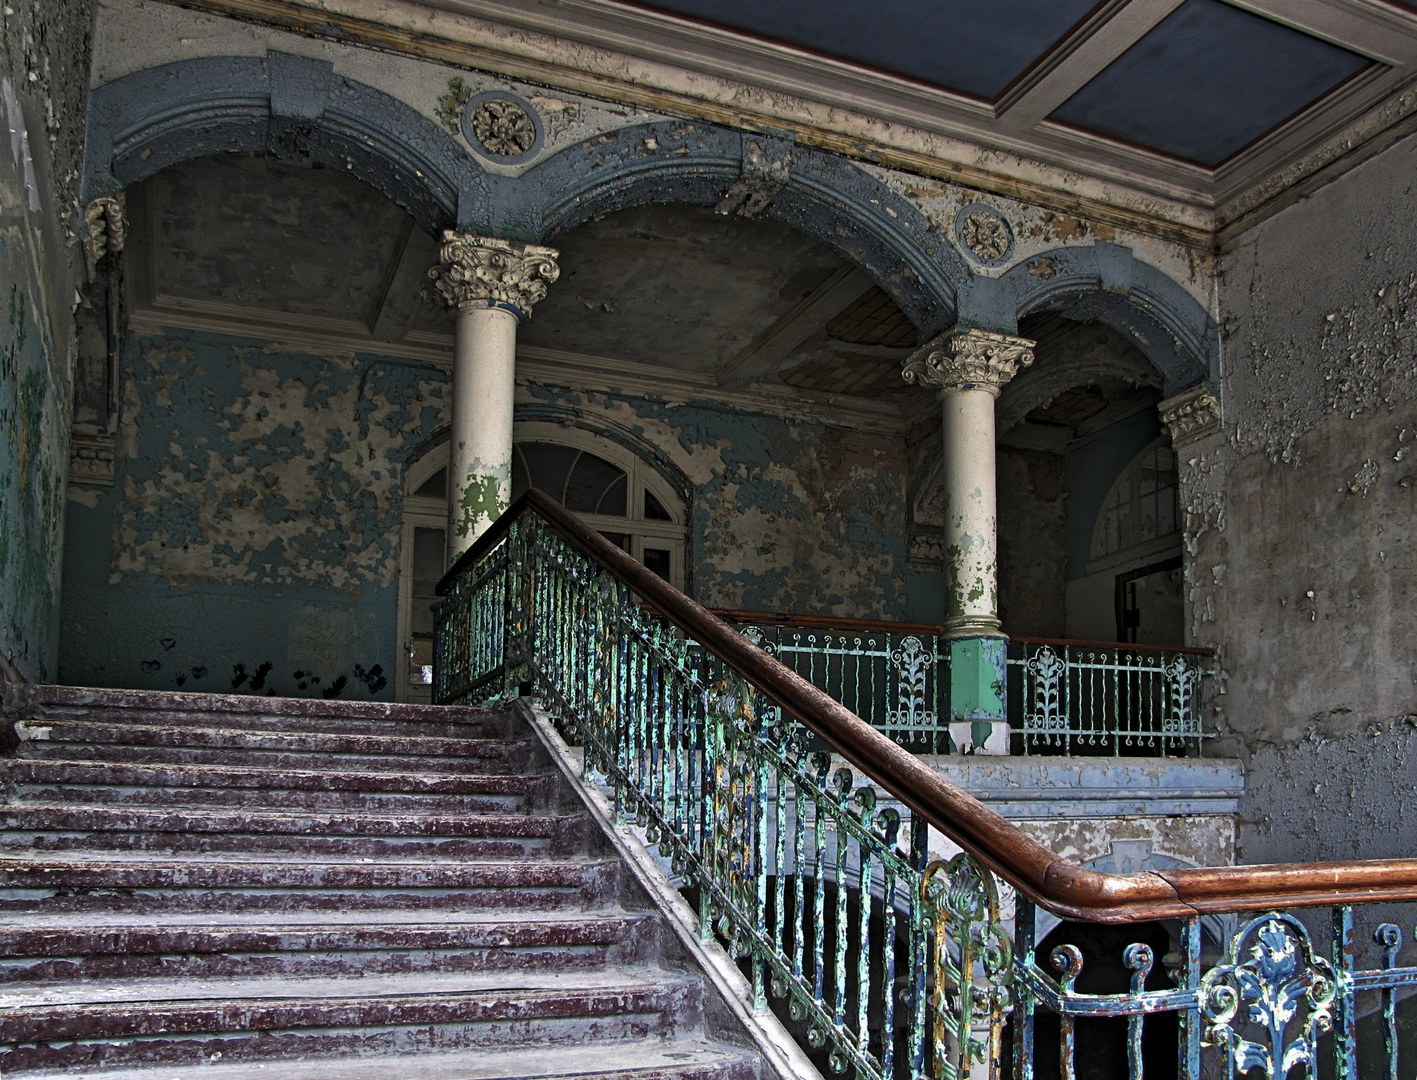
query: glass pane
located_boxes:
[643,547,671,580]
[644,489,673,521]
[599,532,631,551]
[411,526,445,637]
[414,467,446,500]
[565,452,627,515]
[518,443,580,503]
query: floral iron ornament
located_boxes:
[1199,913,1336,1078]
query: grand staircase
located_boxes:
[0,685,765,1079]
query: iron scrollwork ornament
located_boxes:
[1199,913,1336,1078]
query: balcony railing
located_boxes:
[435,492,1417,1080]
[713,611,1212,756]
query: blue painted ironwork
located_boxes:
[722,619,1209,756]
[436,497,1417,1080]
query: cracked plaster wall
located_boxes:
[1190,130,1417,865]
[0,1,91,684]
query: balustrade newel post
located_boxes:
[903,328,1034,754]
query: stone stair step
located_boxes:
[0,853,621,914]
[3,1039,760,1080]
[0,759,556,807]
[15,718,536,772]
[23,687,512,739]
[0,969,703,1073]
[0,909,659,982]
[8,780,533,815]
[0,804,585,858]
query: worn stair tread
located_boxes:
[0,966,684,1009]
[1,906,646,930]
[1,804,579,837]
[6,1038,758,1080]
[16,718,526,757]
[0,911,654,957]
[0,758,552,794]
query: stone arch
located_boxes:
[515,122,965,339]
[962,242,1218,394]
[83,53,487,235]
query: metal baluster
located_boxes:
[1332,906,1358,1080]
[1178,916,1201,1080]
[812,754,830,1012]
[793,769,808,988]
[773,734,788,1001]
[909,816,929,1080]
[753,709,769,1013]
[880,817,899,1079]
[1377,922,1403,1080]
[1052,945,1083,1080]
[833,771,852,1056]
[1123,943,1153,1080]
[1013,896,1037,1080]
[856,790,877,1057]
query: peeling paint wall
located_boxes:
[521,383,917,618]
[0,1,91,683]
[61,329,449,699]
[1192,130,1417,864]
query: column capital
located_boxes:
[1158,382,1221,446]
[901,327,1035,398]
[426,232,560,320]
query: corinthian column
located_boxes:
[903,327,1034,752]
[427,233,559,562]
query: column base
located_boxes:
[947,635,1011,755]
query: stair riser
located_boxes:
[1,761,555,799]
[18,720,523,758]
[0,885,614,916]
[8,784,536,814]
[19,744,538,775]
[3,833,574,858]
[0,985,702,1073]
[0,940,651,983]
[25,707,513,740]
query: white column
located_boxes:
[903,327,1034,750]
[427,233,559,563]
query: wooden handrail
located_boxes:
[440,491,1417,923]
[710,608,1215,657]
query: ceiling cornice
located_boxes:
[159,0,1417,250]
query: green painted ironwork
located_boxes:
[435,499,1417,1080]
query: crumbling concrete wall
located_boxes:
[1192,131,1417,864]
[0,1,91,683]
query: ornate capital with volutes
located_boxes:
[426,232,560,320]
[84,195,127,276]
[901,327,1035,398]
[1158,383,1221,446]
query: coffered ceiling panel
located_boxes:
[1050,0,1373,165]
[630,0,1101,99]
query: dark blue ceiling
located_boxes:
[1050,0,1371,166]
[627,0,1101,100]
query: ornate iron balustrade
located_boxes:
[436,491,1417,1080]
[1007,637,1210,755]
[711,613,1210,756]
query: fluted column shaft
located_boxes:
[903,327,1034,751]
[428,233,559,563]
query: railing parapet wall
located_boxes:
[435,491,1417,1080]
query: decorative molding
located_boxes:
[461,89,545,165]
[901,328,1036,398]
[69,429,117,487]
[716,137,791,219]
[83,195,126,277]
[908,529,945,571]
[954,203,1014,266]
[425,233,561,319]
[1158,383,1222,446]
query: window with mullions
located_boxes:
[1092,440,1179,560]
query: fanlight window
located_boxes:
[1092,439,1179,560]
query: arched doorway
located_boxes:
[396,422,690,702]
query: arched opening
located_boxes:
[397,422,690,702]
